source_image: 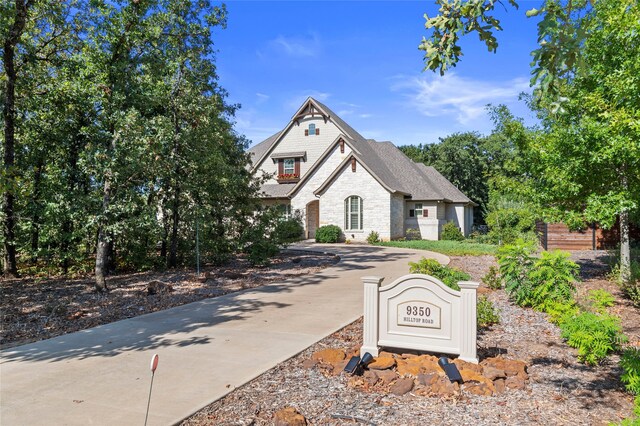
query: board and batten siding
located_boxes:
[254,117,342,184]
[320,159,392,241]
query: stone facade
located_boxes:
[320,159,391,241]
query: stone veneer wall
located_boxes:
[319,160,391,241]
[390,194,405,240]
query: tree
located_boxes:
[400,128,518,222]
[2,0,73,276]
[420,0,639,282]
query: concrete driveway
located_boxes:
[0,244,447,425]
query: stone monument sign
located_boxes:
[360,274,480,363]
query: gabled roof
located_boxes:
[247,97,475,204]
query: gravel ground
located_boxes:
[183,251,636,426]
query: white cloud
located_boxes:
[267,33,321,58]
[391,73,531,125]
[359,113,372,119]
[255,92,270,104]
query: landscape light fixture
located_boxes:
[438,356,463,384]
[344,352,374,376]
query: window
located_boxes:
[283,158,295,174]
[344,196,363,230]
[415,203,423,217]
[308,123,316,136]
[278,204,292,220]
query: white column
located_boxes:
[458,280,480,363]
[360,276,384,357]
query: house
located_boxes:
[248,97,476,241]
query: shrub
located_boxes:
[485,196,538,245]
[559,311,627,365]
[477,295,500,328]
[240,206,288,266]
[621,348,640,395]
[496,240,535,306]
[482,266,502,290]
[405,228,421,241]
[441,221,464,241]
[528,250,578,310]
[366,230,380,244]
[587,289,615,314]
[315,225,342,243]
[274,215,304,244]
[544,300,580,325]
[408,257,470,291]
[611,260,640,308]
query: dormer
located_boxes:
[271,151,306,183]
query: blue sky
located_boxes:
[213,1,541,148]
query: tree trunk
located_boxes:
[94,179,112,292]
[2,0,29,278]
[168,186,180,268]
[620,209,631,284]
[29,161,44,264]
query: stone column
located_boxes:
[458,280,480,363]
[360,276,384,357]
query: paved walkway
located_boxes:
[0,244,448,426]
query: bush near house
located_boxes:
[315,225,342,243]
[366,231,380,244]
[441,221,465,241]
[275,215,305,244]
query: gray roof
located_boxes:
[248,97,473,204]
[259,183,296,198]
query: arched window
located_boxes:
[344,196,363,230]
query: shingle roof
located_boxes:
[248,97,474,204]
[259,183,296,198]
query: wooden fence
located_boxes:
[536,221,639,251]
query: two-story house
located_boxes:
[248,97,476,241]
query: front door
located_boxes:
[306,200,320,239]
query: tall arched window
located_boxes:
[344,196,363,230]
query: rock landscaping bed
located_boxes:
[183,251,636,425]
[0,249,339,348]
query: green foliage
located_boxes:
[315,225,342,244]
[587,289,616,314]
[274,214,304,245]
[240,208,282,267]
[528,250,578,309]
[378,240,497,256]
[441,221,464,241]
[485,194,538,245]
[496,240,535,306]
[621,348,640,395]
[543,300,580,325]
[408,258,470,291]
[420,0,640,286]
[616,396,640,426]
[399,131,519,224]
[611,260,640,308]
[482,266,501,290]
[366,231,380,245]
[0,0,266,280]
[559,311,627,365]
[477,295,500,328]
